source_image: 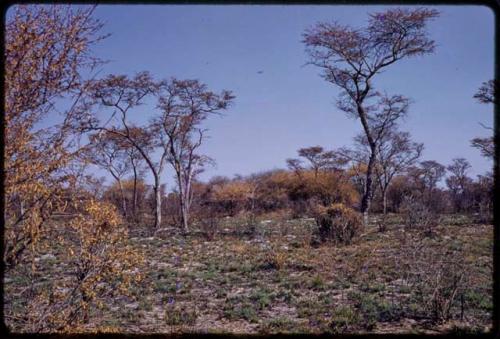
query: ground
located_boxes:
[4,214,493,334]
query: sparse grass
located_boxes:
[4,214,493,334]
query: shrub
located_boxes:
[196,202,220,240]
[398,236,470,323]
[328,306,360,333]
[400,195,440,236]
[261,248,286,270]
[314,203,362,244]
[164,302,197,326]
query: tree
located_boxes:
[287,146,346,178]
[156,78,234,233]
[4,4,107,268]
[303,7,439,225]
[471,80,495,159]
[407,160,447,212]
[374,130,423,215]
[123,136,147,221]
[298,146,340,176]
[83,131,132,217]
[419,160,446,191]
[446,158,472,212]
[83,73,165,229]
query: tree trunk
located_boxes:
[118,179,127,218]
[382,186,388,215]
[360,152,376,226]
[132,165,138,222]
[153,175,162,229]
[180,199,189,234]
[177,172,190,235]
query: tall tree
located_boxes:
[303,7,439,224]
[156,78,234,233]
[351,130,423,216]
[374,130,423,215]
[83,73,165,229]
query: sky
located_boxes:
[11,4,495,189]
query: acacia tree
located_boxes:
[4,4,107,267]
[446,158,472,212]
[83,132,132,216]
[471,80,495,159]
[303,7,439,224]
[374,130,423,216]
[84,73,165,228]
[287,146,346,179]
[156,79,234,233]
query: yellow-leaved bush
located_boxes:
[21,199,145,333]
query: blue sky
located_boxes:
[15,4,495,188]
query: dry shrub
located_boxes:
[196,202,220,240]
[398,235,470,323]
[314,203,362,244]
[400,195,440,236]
[261,247,287,270]
[288,170,360,218]
[11,199,144,333]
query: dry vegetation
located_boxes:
[5,214,492,334]
[4,4,494,335]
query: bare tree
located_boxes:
[84,72,166,229]
[156,78,234,233]
[286,158,304,178]
[122,128,149,221]
[83,131,131,216]
[303,7,439,225]
[471,80,495,159]
[374,130,424,215]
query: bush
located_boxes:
[261,248,286,270]
[400,195,440,236]
[196,202,220,240]
[398,236,470,323]
[314,203,362,244]
[328,306,360,333]
[164,302,197,326]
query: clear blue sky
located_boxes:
[24,5,498,188]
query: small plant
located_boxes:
[261,248,286,270]
[311,275,325,291]
[399,235,470,323]
[249,287,274,310]
[223,296,259,323]
[328,306,360,333]
[262,316,296,333]
[164,302,197,326]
